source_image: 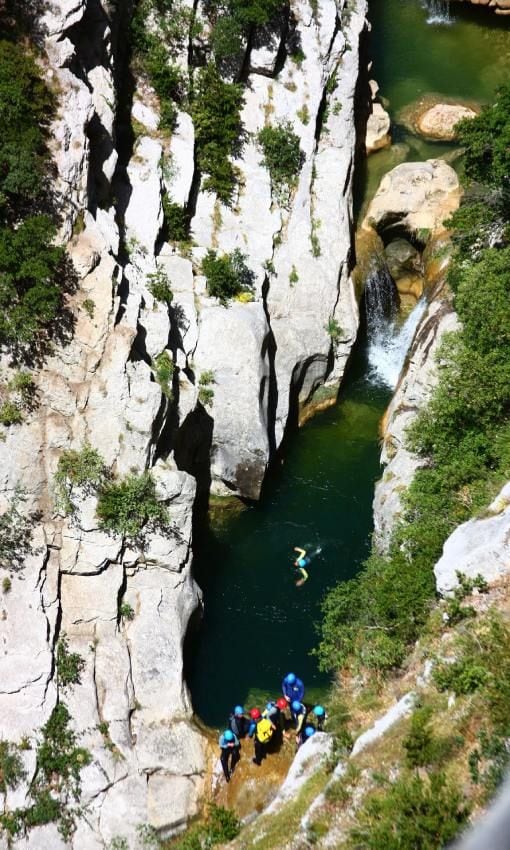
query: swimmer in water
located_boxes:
[293,547,310,586]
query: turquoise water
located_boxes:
[188,0,510,728]
[188,342,390,727]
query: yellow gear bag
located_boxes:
[256,718,273,743]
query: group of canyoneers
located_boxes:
[218,673,327,783]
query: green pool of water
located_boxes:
[188,344,390,727]
[355,0,510,218]
[370,0,510,114]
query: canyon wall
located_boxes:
[0,0,368,845]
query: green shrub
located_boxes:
[0,40,54,221]
[0,740,26,793]
[0,215,64,346]
[316,551,435,674]
[191,64,244,205]
[153,350,174,398]
[0,491,33,571]
[120,602,135,621]
[96,472,169,539]
[54,444,107,514]
[170,805,240,850]
[206,803,241,843]
[36,703,91,796]
[0,400,23,426]
[455,85,510,190]
[147,267,173,304]
[258,121,304,195]
[2,576,11,593]
[325,317,343,345]
[227,0,282,26]
[162,197,189,242]
[82,298,95,319]
[468,729,510,800]
[347,771,470,850]
[211,17,244,61]
[202,248,254,304]
[56,635,85,691]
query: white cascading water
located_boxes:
[423,0,453,24]
[365,266,427,390]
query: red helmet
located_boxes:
[276,698,287,710]
[250,707,261,720]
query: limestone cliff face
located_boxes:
[373,286,459,549]
[165,0,366,499]
[0,0,368,846]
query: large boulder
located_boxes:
[434,482,510,595]
[363,159,461,240]
[416,103,477,140]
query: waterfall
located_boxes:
[365,266,427,390]
[364,265,399,337]
[424,0,453,24]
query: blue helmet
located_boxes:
[266,702,274,711]
[285,672,296,684]
[313,705,325,717]
[234,705,244,716]
[291,700,302,713]
[304,725,316,738]
[224,729,234,742]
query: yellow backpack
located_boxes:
[256,718,273,743]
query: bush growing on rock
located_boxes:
[147,267,174,304]
[0,40,73,350]
[96,472,169,539]
[0,491,34,572]
[347,771,470,850]
[258,121,304,198]
[54,444,107,514]
[202,248,254,304]
[162,197,189,242]
[191,64,245,205]
[456,84,510,190]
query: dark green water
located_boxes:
[188,343,390,727]
[357,0,510,217]
[189,0,510,728]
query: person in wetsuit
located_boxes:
[293,546,311,586]
[219,729,240,782]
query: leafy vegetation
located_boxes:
[202,248,254,303]
[162,197,189,242]
[147,267,174,305]
[165,804,240,850]
[316,83,510,677]
[153,350,175,399]
[56,635,86,691]
[258,121,304,199]
[0,740,26,793]
[54,444,107,514]
[0,40,71,349]
[96,472,169,539]
[198,370,215,407]
[120,602,135,621]
[347,772,470,850]
[0,491,34,572]
[455,86,510,190]
[0,699,91,839]
[191,64,245,205]
[325,317,343,346]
